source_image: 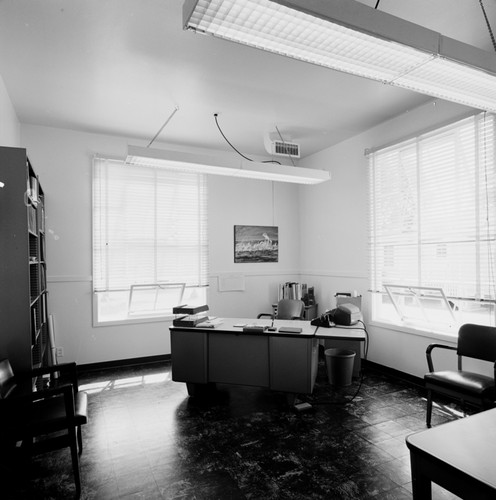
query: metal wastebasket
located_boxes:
[325,348,356,386]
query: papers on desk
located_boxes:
[278,327,302,334]
[196,317,224,328]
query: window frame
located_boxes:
[368,112,496,336]
[92,157,209,326]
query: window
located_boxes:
[368,113,496,334]
[92,158,208,325]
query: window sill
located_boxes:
[93,314,174,328]
[368,319,458,344]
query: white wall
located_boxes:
[0,74,20,147]
[300,99,490,378]
[15,97,491,377]
[21,124,302,365]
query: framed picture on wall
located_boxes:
[234,225,278,263]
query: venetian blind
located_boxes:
[92,157,208,292]
[368,113,496,302]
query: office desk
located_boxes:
[406,408,496,499]
[170,318,366,399]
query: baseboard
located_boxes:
[363,359,424,389]
[78,354,171,373]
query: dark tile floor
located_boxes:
[3,350,468,499]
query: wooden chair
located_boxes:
[258,298,305,320]
[425,323,496,427]
[0,359,88,495]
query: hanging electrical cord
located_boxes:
[374,0,381,9]
[301,321,370,406]
[479,0,496,51]
[214,113,281,164]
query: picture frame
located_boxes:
[234,225,278,263]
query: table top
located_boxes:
[406,408,496,489]
[171,317,366,341]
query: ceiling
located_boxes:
[0,0,495,159]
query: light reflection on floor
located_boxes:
[80,372,169,394]
[3,358,468,499]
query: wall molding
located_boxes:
[48,270,367,284]
[48,275,92,283]
[210,270,367,280]
[300,270,367,279]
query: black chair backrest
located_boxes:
[276,299,305,320]
[457,324,496,362]
[0,359,16,399]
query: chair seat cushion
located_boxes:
[425,370,495,398]
[29,391,88,433]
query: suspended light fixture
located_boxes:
[183,0,496,113]
[126,146,330,184]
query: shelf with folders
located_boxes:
[278,282,315,306]
[0,146,50,380]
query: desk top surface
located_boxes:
[406,408,496,488]
[171,317,366,341]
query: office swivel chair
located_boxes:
[424,323,496,427]
[258,298,305,320]
[0,359,88,494]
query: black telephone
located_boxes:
[311,310,335,328]
[311,303,361,328]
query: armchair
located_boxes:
[258,298,305,320]
[0,359,88,495]
[424,323,496,427]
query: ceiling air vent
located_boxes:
[269,140,300,158]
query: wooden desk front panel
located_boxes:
[171,330,208,384]
[208,333,270,387]
[269,337,318,394]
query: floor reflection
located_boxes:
[3,352,466,499]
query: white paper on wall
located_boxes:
[218,273,245,292]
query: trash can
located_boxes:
[325,348,356,386]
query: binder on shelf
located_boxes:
[29,176,39,204]
[28,206,37,233]
[278,282,315,303]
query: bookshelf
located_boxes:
[0,146,49,379]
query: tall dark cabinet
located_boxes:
[0,146,49,378]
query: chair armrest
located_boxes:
[426,343,457,372]
[32,382,74,401]
[257,313,273,319]
[30,362,77,378]
[28,363,79,392]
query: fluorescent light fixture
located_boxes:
[126,146,330,184]
[183,0,496,113]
